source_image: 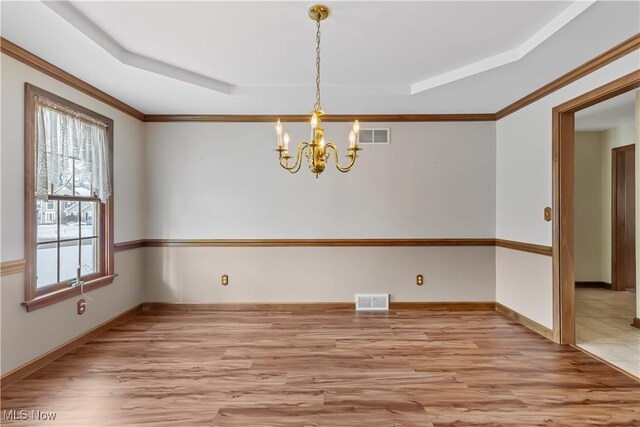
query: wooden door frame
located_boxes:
[552,70,640,344]
[612,144,636,292]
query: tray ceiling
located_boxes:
[2,1,639,114]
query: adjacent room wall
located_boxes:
[144,121,497,303]
[495,50,640,329]
[574,131,604,282]
[573,123,635,285]
[0,54,146,375]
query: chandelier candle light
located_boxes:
[275,4,362,178]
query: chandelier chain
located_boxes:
[274,5,361,177]
[314,17,322,111]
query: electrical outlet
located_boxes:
[416,274,424,286]
[221,274,229,286]
[77,299,86,315]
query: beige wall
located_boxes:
[0,54,146,375]
[495,247,553,327]
[574,124,636,284]
[145,246,495,304]
[143,121,497,303]
[144,121,496,239]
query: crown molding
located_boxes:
[2,33,638,123]
[143,113,497,123]
[0,37,145,121]
[140,33,640,122]
[496,33,640,119]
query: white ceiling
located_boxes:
[575,90,637,132]
[2,1,639,114]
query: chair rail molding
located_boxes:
[0,259,27,276]
[105,238,554,255]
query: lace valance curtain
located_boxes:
[35,98,112,203]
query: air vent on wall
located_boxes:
[357,128,390,144]
[355,294,389,311]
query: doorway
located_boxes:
[553,71,639,345]
[554,72,639,379]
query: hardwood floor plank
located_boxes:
[1,309,638,426]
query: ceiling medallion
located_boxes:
[275,4,362,178]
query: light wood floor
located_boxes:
[2,308,639,426]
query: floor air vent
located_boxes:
[355,294,389,311]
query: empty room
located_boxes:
[0,1,639,426]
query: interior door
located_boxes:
[612,144,636,291]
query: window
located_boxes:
[24,84,114,311]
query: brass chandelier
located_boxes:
[275,4,361,178]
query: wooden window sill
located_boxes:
[22,275,116,312]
